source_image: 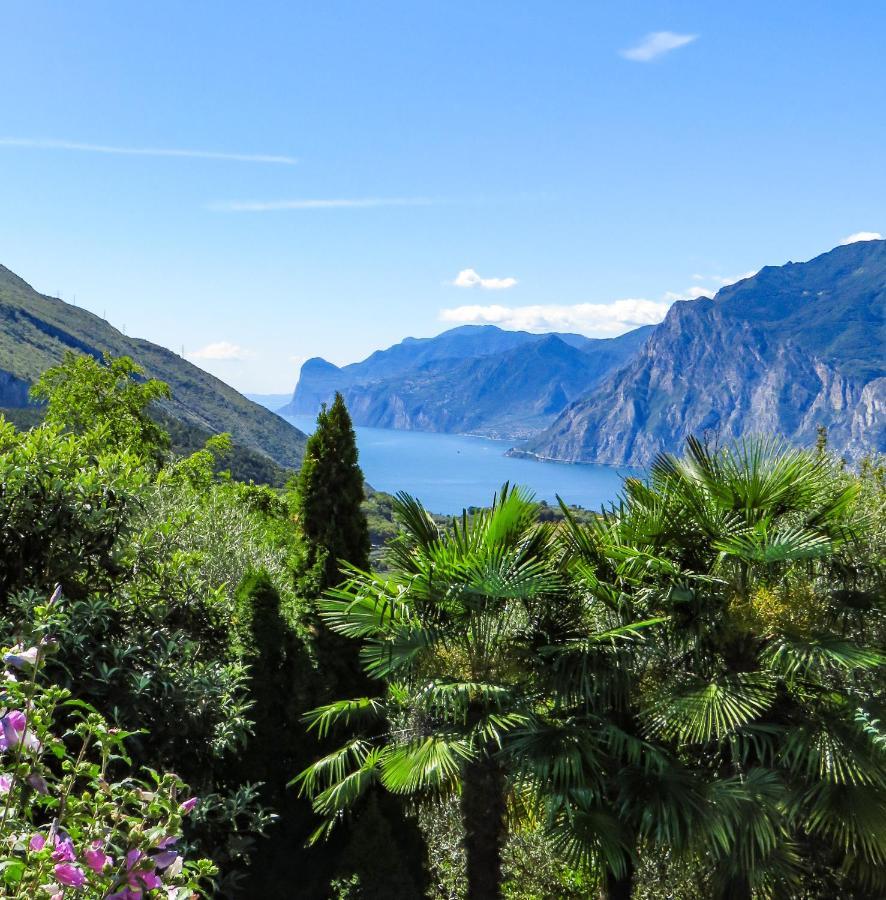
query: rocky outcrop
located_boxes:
[281,325,652,438]
[517,240,886,464]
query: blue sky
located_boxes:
[1,1,883,392]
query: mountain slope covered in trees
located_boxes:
[0,263,306,474]
[517,240,886,464]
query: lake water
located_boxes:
[283,414,633,515]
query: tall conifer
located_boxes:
[294,393,370,593]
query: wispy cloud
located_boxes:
[187,341,255,361]
[839,230,882,245]
[209,197,432,212]
[439,298,670,336]
[665,287,715,301]
[621,31,698,62]
[0,137,296,165]
[676,270,758,299]
[452,268,518,290]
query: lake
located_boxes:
[283,414,634,515]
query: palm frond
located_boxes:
[380,734,474,794]
[762,632,886,679]
[359,622,439,678]
[302,697,387,739]
[779,723,886,788]
[644,674,775,743]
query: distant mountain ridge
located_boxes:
[280,324,653,438]
[515,240,886,465]
[0,264,307,476]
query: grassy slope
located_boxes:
[0,264,306,473]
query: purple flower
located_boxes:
[1,710,41,752]
[49,584,63,606]
[3,646,39,670]
[179,796,198,814]
[156,836,177,850]
[51,838,77,863]
[125,848,143,870]
[0,774,11,793]
[29,833,46,851]
[2,709,26,736]
[85,840,112,873]
[152,849,178,869]
[54,862,86,888]
[27,772,49,794]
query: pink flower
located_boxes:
[179,796,198,814]
[85,840,112,873]
[29,833,46,851]
[138,871,162,890]
[52,838,77,863]
[54,863,86,888]
[0,774,11,793]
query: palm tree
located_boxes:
[616,437,886,897]
[532,499,718,899]
[296,486,561,898]
[296,485,659,899]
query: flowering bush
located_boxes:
[0,589,216,898]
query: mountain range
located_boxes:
[280,324,652,438]
[284,239,884,464]
[0,265,306,481]
[517,239,885,464]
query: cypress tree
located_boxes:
[294,393,370,594]
[291,395,428,896]
[232,570,305,795]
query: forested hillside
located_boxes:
[0,263,306,477]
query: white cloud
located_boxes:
[439,298,670,336]
[621,31,698,62]
[452,268,518,290]
[187,341,254,361]
[209,197,431,212]
[839,231,882,245]
[0,137,296,164]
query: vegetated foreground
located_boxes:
[0,352,883,899]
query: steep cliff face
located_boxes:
[281,325,652,438]
[517,240,886,464]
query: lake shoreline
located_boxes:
[282,414,633,515]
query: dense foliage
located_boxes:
[301,441,886,899]
[1,350,883,898]
[0,591,216,898]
